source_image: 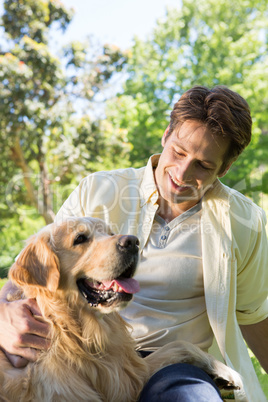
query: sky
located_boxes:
[53,0,180,49]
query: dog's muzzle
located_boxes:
[77,235,140,308]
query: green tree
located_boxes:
[106,0,268,195]
[0,0,130,268]
[0,0,73,223]
[0,0,129,223]
[0,0,131,225]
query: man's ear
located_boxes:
[161,125,170,147]
[218,162,232,178]
[9,231,60,293]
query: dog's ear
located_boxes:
[9,231,60,292]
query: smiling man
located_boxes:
[0,86,268,401]
[155,119,231,221]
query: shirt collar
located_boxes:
[140,154,160,207]
[204,178,230,206]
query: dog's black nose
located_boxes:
[117,235,140,254]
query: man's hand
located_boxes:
[0,282,51,368]
[240,317,268,374]
[2,351,30,368]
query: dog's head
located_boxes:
[9,217,140,313]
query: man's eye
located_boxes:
[73,234,88,245]
[174,149,184,156]
[199,163,211,170]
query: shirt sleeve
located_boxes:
[54,170,127,226]
[55,177,90,223]
[236,208,268,325]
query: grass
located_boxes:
[0,278,7,289]
[249,350,268,398]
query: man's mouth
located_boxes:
[77,270,140,308]
[168,171,192,191]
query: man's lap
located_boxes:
[138,363,222,402]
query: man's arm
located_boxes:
[0,280,51,367]
[240,317,268,374]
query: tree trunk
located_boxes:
[10,135,54,224]
[39,158,55,224]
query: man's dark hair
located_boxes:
[168,86,252,173]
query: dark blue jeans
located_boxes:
[138,363,222,401]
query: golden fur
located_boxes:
[0,217,246,401]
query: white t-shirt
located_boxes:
[121,202,214,352]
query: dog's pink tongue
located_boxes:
[103,278,140,294]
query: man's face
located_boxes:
[154,120,231,218]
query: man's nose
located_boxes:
[176,160,193,182]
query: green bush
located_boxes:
[0,210,45,278]
[0,278,7,288]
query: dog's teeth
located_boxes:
[113,283,120,292]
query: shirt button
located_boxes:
[165,226,170,231]
[161,235,167,240]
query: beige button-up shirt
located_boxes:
[123,203,215,353]
[56,155,268,401]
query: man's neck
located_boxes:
[156,198,200,223]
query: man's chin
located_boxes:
[172,189,201,204]
[158,195,201,216]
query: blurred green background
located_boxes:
[0,0,267,396]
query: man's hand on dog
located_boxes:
[0,297,51,368]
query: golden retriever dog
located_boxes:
[0,217,245,401]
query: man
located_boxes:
[0,86,267,401]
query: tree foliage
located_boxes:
[1,0,268,266]
[0,0,130,227]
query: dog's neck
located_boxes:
[31,289,118,357]
[7,286,148,402]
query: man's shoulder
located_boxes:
[82,166,146,184]
[215,180,266,223]
[94,166,145,180]
[221,181,262,207]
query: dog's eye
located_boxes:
[73,234,88,246]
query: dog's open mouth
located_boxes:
[77,275,140,308]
